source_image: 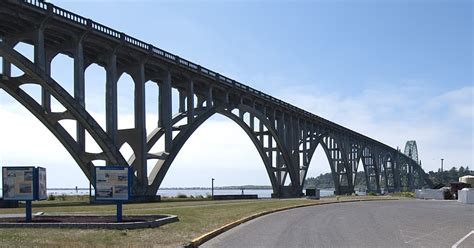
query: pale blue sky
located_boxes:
[0,0,472,188]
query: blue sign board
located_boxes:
[2,166,46,201]
[94,166,132,201]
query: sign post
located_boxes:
[117,202,123,222]
[25,201,32,222]
[94,166,131,222]
[2,166,47,222]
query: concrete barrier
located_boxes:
[458,188,474,204]
[415,189,445,200]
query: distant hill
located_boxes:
[304,166,473,189]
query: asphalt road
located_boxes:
[202,199,474,248]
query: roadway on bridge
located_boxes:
[202,199,474,248]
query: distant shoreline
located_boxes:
[0,186,275,191]
[1,187,336,191]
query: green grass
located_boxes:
[390,192,415,198]
[0,195,394,247]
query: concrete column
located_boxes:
[106,54,118,146]
[159,70,173,152]
[408,161,413,191]
[186,79,194,123]
[133,63,147,185]
[206,86,213,108]
[302,124,307,165]
[1,37,10,76]
[224,91,229,104]
[259,107,265,145]
[179,90,186,113]
[276,114,284,189]
[34,28,51,112]
[74,40,85,151]
[249,114,254,131]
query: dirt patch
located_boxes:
[0,215,166,223]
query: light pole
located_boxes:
[211,178,215,200]
[441,158,444,172]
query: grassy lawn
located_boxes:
[0,196,396,247]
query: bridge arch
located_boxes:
[140,104,296,197]
[381,152,396,192]
[357,146,381,193]
[302,132,352,195]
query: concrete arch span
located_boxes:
[142,104,298,197]
[301,132,353,195]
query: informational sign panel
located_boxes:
[2,166,47,201]
[37,167,47,200]
[95,166,131,201]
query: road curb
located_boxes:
[184,197,399,248]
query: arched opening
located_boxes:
[383,155,395,191]
[58,119,77,141]
[50,53,74,113]
[158,114,273,198]
[117,73,134,129]
[171,87,180,117]
[19,84,42,105]
[400,162,410,191]
[85,63,106,129]
[11,42,33,77]
[305,142,334,197]
[119,142,134,165]
[13,42,41,104]
[355,157,367,193]
[360,147,379,193]
[145,81,159,137]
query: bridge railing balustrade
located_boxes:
[24,0,47,10]
[53,6,87,25]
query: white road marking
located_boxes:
[452,230,474,248]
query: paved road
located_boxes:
[202,199,474,248]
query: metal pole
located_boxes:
[117,202,123,222]
[25,200,32,223]
[441,158,444,172]
[211,178,214,200]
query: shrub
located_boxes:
[48,194,56,201]
[392,192,415,198]
[176,193,187,198]
[58,194,67,201]
[368,192,377,196]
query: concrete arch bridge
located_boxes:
[0,0,433,200]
